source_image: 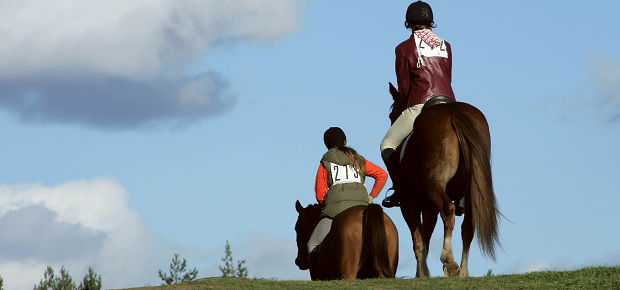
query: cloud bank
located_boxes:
[0,0,305,130]
[0,177,155,289]
[0,177,312,289]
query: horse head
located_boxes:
[388,82,406,125]
[294,200,322,270]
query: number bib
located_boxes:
[329,163,362,185]
[414,34,448,58]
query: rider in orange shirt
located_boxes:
[305,127,388,268]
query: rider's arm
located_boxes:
[395,47,411,102]
[314,163,329,205]
[365,160,388,198]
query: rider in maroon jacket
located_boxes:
[381,2,461,214]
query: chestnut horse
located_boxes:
[387,83,502,278]
[294,201,398,280]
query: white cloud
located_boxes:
[0,205,106,262]
[0,0,305,130]
[0,260,50,290]
[588,54,620,122]
[0,177,156,290]
[0,177,313,289]
[0,0,305,78]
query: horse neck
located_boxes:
[309,206,322,224]
[303,205,322,230]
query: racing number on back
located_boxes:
[331,163,361,184]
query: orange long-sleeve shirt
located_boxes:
[314,159,388,205]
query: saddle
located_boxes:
[422,95,455,111]
[398,96,456,162]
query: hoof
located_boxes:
[443,262,460,277]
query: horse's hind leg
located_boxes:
[401,207,429,278]
[421,210,437,269]
[428,184,460,277]
[459,204,474,277]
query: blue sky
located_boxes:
[1,0,619,288]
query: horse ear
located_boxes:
[295,200,304,213]
[389,82,399,101]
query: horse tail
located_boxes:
[451,112,502,261]
[359,203,394,278]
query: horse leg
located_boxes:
[459,201,474,277]
[429,185,459,277]
[421,210,438,274]
[401,207,429,278]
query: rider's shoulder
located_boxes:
[396,36,416,49]
[321,148,345,163]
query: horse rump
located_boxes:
[358,204,394,278]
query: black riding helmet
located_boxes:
[406,1,434,24]
[323,127,346,149]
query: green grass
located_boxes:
[122,266,620,290]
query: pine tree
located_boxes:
[56,267,75,290]
[236,259,249,278]
[486,269,494,277]
[219,240,249,278]
[34,266,76,290]
[219,241,236,277]
[78,267,101,290]
[158,254,199,285]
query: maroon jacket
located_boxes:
[396,32,456,107]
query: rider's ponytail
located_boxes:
[335,144,367,176]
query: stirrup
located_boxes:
[382,188,400,208]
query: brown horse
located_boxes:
[388,83,502,278]
[294,200,399,280]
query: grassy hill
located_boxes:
[120,266,620,289]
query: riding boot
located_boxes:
[382,152,402,208]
